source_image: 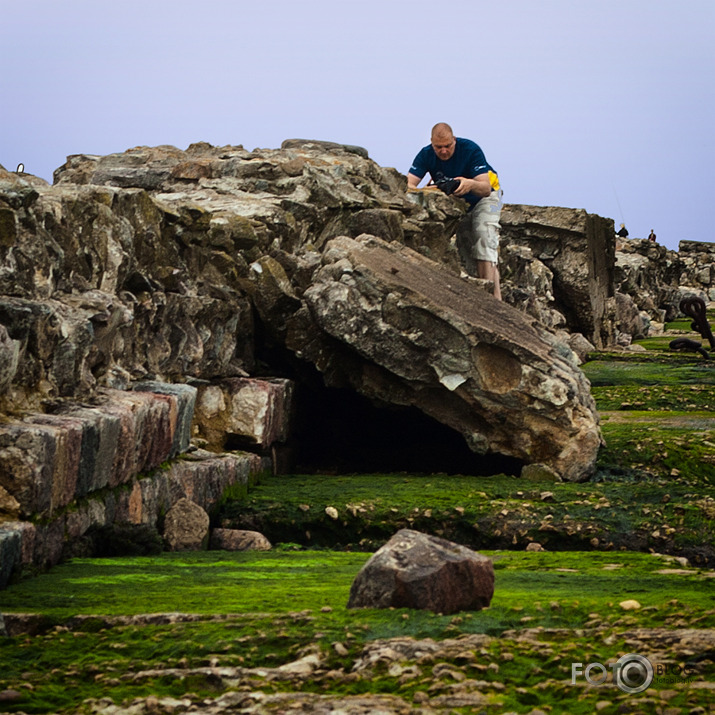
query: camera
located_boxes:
[434,175,461,195]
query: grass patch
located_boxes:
[215,472,715,564]
[0,550,713,714]
[582,359,715,387]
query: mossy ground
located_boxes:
[1,550,714,713]
[0,317,714,713]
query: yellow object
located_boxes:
[488,170,500,192]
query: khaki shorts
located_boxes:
[456,189,503,272]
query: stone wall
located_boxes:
[0,378,277,587]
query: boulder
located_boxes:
[210,528,272,551]
[162,498,209,552]
[500,204,618,349]
[347,529,494,614]
[284,234,602,481]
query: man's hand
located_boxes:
[453,175,491,198]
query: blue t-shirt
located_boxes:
[409,137,497,207]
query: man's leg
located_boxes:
[471,190,503,300]
[476,259,501,300]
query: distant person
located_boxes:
[407,122,503,300]
[648,229,656,242]
[616,224,629,238]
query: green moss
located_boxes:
[582,358,715,387]
[214,471,715,561]
[592,383,715,411]
[0,550,713,713]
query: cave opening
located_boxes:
[252,324,523,477]
[289,379,523,476]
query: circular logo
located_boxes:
[614,653,654,693]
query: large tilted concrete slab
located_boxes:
[284,235,602,482]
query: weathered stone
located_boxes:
[281,138,370,159]
[0,384,193,519]
[615,237,687,323]
[194,377,294,451]
[500,204,617,348]
[500,243,566,330]
[0,296,96,402]
[0,484,20,516]
[347,529,494,614]
[563,332,595,364]
[210,528,272,551]
[132,381,197,457]
[121,450,261,528]
[247,255,303,332]
[0,421,62,516]
[163,498,209,552]
[288,234,602,481]
[0,324,19,393]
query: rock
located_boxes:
[0,485,20,516]
[520,463,562,482]
[500,204,617,348]
[615,237,686,323]
[564,332,595,364]
[281,138,370,159]
[3,138,713,581]
[526,542,545,551]
[616,291,648,339]
[619,599,642,610]
[193,377,293,451]
[132,381,197,457]
[162,498,209,552]
[347,529,494,614]
[287,234,602,481]
[500,243,567,330]
[0,690,22,704]
[0,386,192,518]
[0,324,19,394]
[210,528,271,551]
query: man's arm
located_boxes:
[453,173,491,198]
[407,172,422,189]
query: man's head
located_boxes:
[431,122,456,161]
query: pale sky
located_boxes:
[2,0,713,251]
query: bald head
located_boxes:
[431,123,454,141]
[430,123,456,160]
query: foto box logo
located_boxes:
[571,653,697,694]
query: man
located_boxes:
[407,123,503,299]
